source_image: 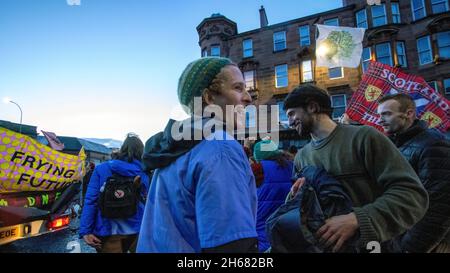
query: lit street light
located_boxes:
[3,97,23,133]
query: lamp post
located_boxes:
[3,97,23,134]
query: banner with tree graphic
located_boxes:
[315,24,365,68]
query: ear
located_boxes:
[306,101,319,114]
[405,108,416,119]
[202,88,215,105]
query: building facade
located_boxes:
[196,0,450,145]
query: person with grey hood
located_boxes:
[136,57,258,253]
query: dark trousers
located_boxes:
[96,234,138,253]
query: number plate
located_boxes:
[0,225,21,245]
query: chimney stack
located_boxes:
[259,6,268,28]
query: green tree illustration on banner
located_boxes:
[322,31,356,60]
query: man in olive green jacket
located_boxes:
[284,84,428,252]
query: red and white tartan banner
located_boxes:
[346,61,450,133]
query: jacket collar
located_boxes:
[390,119,428,147]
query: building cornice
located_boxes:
[232,4,355,38]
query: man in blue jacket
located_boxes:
[137,57,258,253]
[79,134,150,253]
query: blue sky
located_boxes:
[0,0,342,141]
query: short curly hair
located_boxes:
[378,93,416,113]
[283,83,332,117]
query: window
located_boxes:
[411,0,426,20]
[396,42,407,67]
[376,42,393,66]
[299,25,310,46]
[444,78,450,94]
[301,60,313,82]
[331,94,347,120]
[392,2,401,24]
[431,0,449,14]
[372,4,387,27]
[437,31,450,59]
[275,64,288,88]
[202,48,207,57]
[243,70,255,91]
[329,67,344,79]
[427,81,439,92]
[243,39,253,58]
[417,36,433,65]
[277,101,289,126]
[273,31,286,51]
[324,18,339,26]
[356,9,368,28]
[210,45,220,57]
[362,47,372,73]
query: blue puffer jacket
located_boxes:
[266,166,354,253]
[79,159,150,238]
[256,160,293,252]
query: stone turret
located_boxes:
[196,13,237,58]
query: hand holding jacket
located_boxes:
[317,212,359,252]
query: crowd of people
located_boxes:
[78,56,450,253]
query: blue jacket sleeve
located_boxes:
[79,167,102,238]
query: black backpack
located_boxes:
[98,173,144,219]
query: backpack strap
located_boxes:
[106,161,147,204]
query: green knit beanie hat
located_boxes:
[177,57,233,114]
[253,140,282,162]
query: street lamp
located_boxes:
[3,97,23,133]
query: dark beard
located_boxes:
[297,114,313,138]
[299,121,312,137]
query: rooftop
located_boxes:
[37,136,111,155]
